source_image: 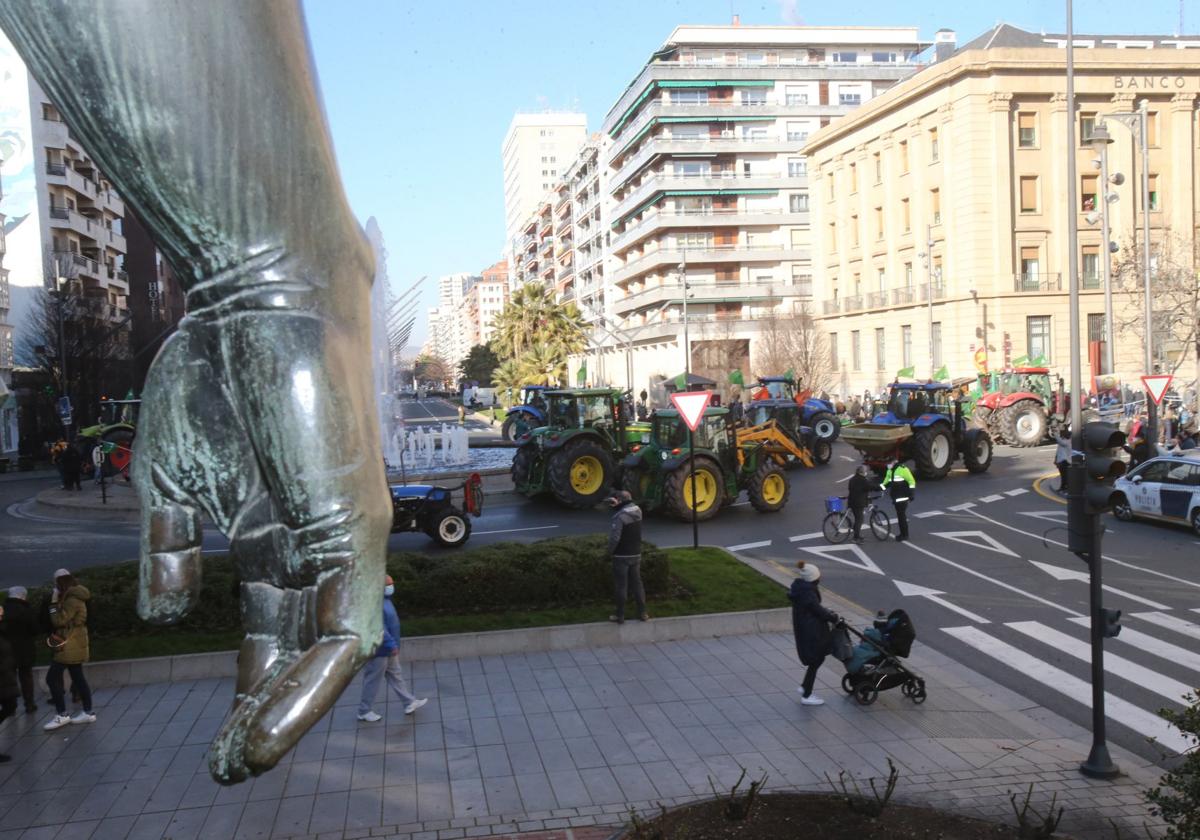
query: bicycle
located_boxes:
[822,494,890,544]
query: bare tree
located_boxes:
[755,303,834,394]
[412,352,452,387]
[1111,229,1199,405]
[690,315,749,400]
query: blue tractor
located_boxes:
[501,385,550,442]
[841,381,993,480]
[753,376,840,443]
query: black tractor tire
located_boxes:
[810,439,833,465]
[665,455,723,522]
[547,438,615,509]
[747,461,790,513]
[912,425,954,480]
[809,411,840,442]
[501,415,518,442]
[621,463,653,503]
[425,506,472,547]
[962,429,994,474]
[511,446,539,491]
[1000,400,1048,448]
[972,405,992,430]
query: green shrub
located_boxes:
[1147,690,1200,839]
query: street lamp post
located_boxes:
[1087,122,1121,376]
[920,226,936,377]
[679,252,690,381]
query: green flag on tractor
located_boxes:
[576,361,587,385]
[933,365,949,381]
[729,369,745,386]
[1010,355,1029,367]
[674,372,688,391]
[784,367,796,381]
[1027,354,1048,367]
[896,366,916,379]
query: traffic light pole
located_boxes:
[1079,504,1119,778]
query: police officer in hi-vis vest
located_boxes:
[881,460,917,542]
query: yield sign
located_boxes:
[1141,374,1173,406]
[670,390,712,431]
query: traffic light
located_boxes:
[1101,608,1121,638]
[1082,421,1126,514]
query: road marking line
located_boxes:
[788,532,824,542]
[894,579,989,623]
[1005,488,1029,496]
[968,509,1200,591]
[933,530,1018,557]
[902,541,1081,616]
[979,494,1004,503]
[1032,472,1066,505]
[1067,617,1200,675]
[839,455,857,462]
[1007,621,1192,705]
[472,525,560,536]
[797,543,885,575]
[727,540,772,552]
[948,503,976,511]
[1028,561,1171,610]
[943,626,1191,754]
[913,510,945,519]
[835,474,853,483]
[1130,612,1200,642]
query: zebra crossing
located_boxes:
[943,611,1200,756]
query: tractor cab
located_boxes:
[97,398,140,427]
[501,385,550,442]
[755,376,798,401]
[879,383,954,423]
[753,375,840,442]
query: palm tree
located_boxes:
[489,284,587,379]
[519,343,566,387]
[491,359,523,406]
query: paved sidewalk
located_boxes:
[0,616,1170,840]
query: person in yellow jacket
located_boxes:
[42,570,95,731]
[881,460,917,542]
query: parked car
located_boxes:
[1111,452,1200,536]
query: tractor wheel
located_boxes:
[511,446,539,492]
[810,439,833,465]
[425,506,472,547]
[621,463,653,503]
[810,411,840,443]
[665,455,723,522]
[972,405,992,430]
[912,425,954,480]
[547,438,614,508]
[1000,400,1048,448]
[101,429,135,478]
[747,461,790,513]
[501,416,519,442]
[963,429,994,474]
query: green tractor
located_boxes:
[78,397,139,477]
[621,406,790,522]
[511,388,647,508]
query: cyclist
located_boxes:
[847,465,873,543]
[881,459,917,542]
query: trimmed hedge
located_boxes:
[389,534,670,613]
[4,534,670,642]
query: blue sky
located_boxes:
[302,0,1188,347]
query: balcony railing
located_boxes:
[843,295,863,312]
[1014,273,1062,292]
[892,287,915,305]
[822,299,841,315]
[1081,274,1101,290]
[45,162,67,176]
[866,291,888,308]
[48,205,69,220]
[919,283,946,301]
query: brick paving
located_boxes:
[0,615,1170,840]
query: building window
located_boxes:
[785,86,808,105]
[873,152,882,183]
[789,193,809,212]
[850,215,859,247]
[904,262,913,287]
[828,174,835,200]
[830,333,839,370]
[874,207,883,240]
[792,267,813,296]
[929,127,939,162]
[901,198,911,232]
[930,188,941,224]
[849,163,857,192]
[901,325,913,367]
[931,322,942,368]
[839,92,863,106]
[828,222,837,252]
[1019,176,1039,213]
[673,160,711,177]
[899,140,909,174]
[788,158,807,177]
[1147,111,1159,146]
[876,328,886,371]
[1018,112,1038,147]
[871,51,896,63]
[675,231,712,248]
[1082,245,1100,288]
[1081,175,1098,211]
[1079,112,1096,146]
[1148,174,1159,210]
[670,89,708,105]
[1019,246,1041,287]
[1027,315,1051,361]
[742,88,767,106]
[1087,313,1108,343]
[833,51,857,63]
[851,330,862,371]
[786,122,808,142]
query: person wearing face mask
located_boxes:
[357,575,427,722]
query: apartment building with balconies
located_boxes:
[567,138,608,320]
[806,25,1200,396]
[463,260,509,349]
[0,160,17,460]
[597,24,927,389]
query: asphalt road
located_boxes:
[3,416,1197,765]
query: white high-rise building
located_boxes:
[502,112,587,261]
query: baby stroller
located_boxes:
[833,609,926,706]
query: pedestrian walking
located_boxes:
[881,459,916,542]
[789,561,840,706]
[60,441,82,491]
[848,396,862,423]
[0,605,18,762]
[43,570,96,731]
[847,465,873,543]
[357,575,427,722]
[606,490,648,624]
[1054,427,1071,494]
[0,586,40,712]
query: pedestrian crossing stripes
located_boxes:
[1067,617,1200,674]
[1130,611,1200,642]
[943,625,1193,754]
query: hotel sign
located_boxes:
[1112,75,1195,90]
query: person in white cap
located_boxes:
[43,570,96,731]
[788,560,840,706]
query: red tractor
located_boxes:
[972,367,1073,447]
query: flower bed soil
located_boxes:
[617,793,1028,840]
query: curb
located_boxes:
[38,607,791,690]
[34,485,140,513]
[1032,471,1066,505]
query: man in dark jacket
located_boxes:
[607,490,648,624]
[0,587,40,712]
[0,604,17,762]
[846,465,873,543]
[788,561,839,706]
[60,440,82,491]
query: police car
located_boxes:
[1111,451,1200,536]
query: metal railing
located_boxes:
[843,295,863,312]
[919,283,946,301]
[1081,274,1101,290]
[822,299,841,315]
[1013,273,1062,292]
[866,291,888,308]
[892,287,915,305]
[48,205,69,220]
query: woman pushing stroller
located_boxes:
[789,561,841,706]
